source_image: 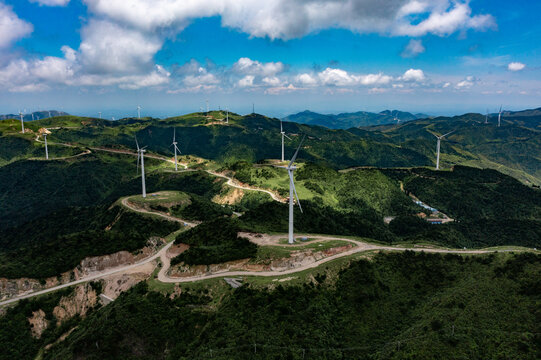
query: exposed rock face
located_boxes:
[0,239,162,301]
[53,284,98,325]
[169,245,353,278]
[213,187,245,205]
[28,309,48,339]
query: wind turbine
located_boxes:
[171,128,181,171]
[485,109,489,124]
[137,105,142,119]
[497,105,502,127]
[280,120,291,162]
[43,133,49,160]
[98,112,102,119]
[48,111,51,118]
[206,99,209,114]
[31,113,35,121]
[226,108,229,124]
[19,111,25,133]
[287,136,305,244]
[135,137,147,198]
[433,131,455,170]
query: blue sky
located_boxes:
[0,0,540,119]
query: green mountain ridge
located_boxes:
[282,109,424,129]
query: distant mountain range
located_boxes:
[0,110,69,121]
[282,110,430,129]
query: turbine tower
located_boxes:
[19,111,25,133]
[43,134,49,160]
[433,131,454,170]
[287,137,305,244]
[280,120,291,162]
[497,105,502,127]
[135,137,147,198]
[206,99,209,114]
[137,105,142,119]
[485,109,489,124]
[98,112,102,119]
[171,128,181,171]
[226,108,229,124]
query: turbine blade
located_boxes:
[175,145,181,154]
[280,120,283,133]
[135,136,140,150]
[284,134,292,140]
[442,130,455,138]
[289,172,303,213]
[137,152,140,174]
[173,128,176,142]
[288,135,305,168]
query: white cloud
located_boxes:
[317,68,392,87]
[400,69,425,82]
[0,3,33,48]
[401,39,425,58]
[262,76,283,87]
[83,0,495,40]
[237,75,255,87]
[78,20,162,75]
[318,68,356,87]
[30,0,70,6]
[394,2,495,37]
[508,62,525,72]
[360,73,392,85]
[265,84,301,95]
[455,75,477,89]
[10,83,50,93]
[233,57,285,77]
[295,73,317,86]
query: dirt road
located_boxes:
[157,233,515,283]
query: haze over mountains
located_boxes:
[282,110,430,129]
[0,110,69,121]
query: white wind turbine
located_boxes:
[485,109,489,124]
[497,105,502,127]
[206,99,209,113]
[226,108,229,124]
[171,128,181,171]
[433,131,455,170]
[137,105,142,119]
[98,112,102,119]
[19,111,25,133]
[287,136,305,244]
[135,137,147,198]
[43,133,49,160]
[280,120,291,162]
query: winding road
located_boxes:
[0,194,534,307]
[0,133,533,307]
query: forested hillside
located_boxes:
[1,252,537,360]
